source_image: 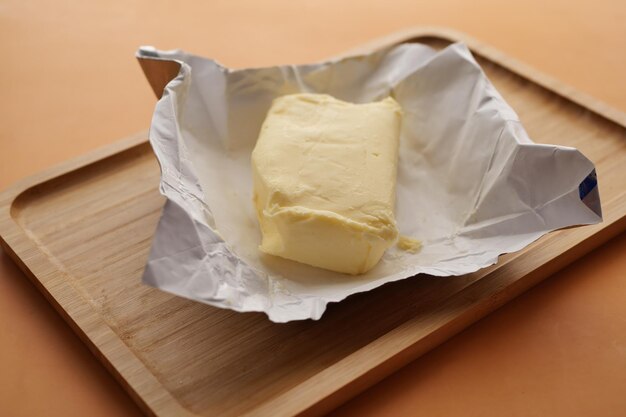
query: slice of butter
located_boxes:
[251,93,402,275]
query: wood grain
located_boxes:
[1,30,625,417]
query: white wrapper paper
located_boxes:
[137,42,601,322]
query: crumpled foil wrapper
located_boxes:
[137,42,601,322]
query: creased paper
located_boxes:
[137,42,602,322]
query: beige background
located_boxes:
[1,1,625,416]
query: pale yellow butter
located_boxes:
[397,235,422,253]
[251,93,402,275]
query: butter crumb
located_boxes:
[397,236,422,253]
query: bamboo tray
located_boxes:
[1,28,625,417]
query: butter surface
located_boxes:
[252,93,402,275]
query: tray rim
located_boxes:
[1,27,625,417]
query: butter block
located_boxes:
[252,93,402,275]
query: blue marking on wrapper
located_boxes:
[578,169,602,217]
[578,169,597,200]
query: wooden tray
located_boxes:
[1,28,625,417]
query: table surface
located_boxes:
[1,1,625,416]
